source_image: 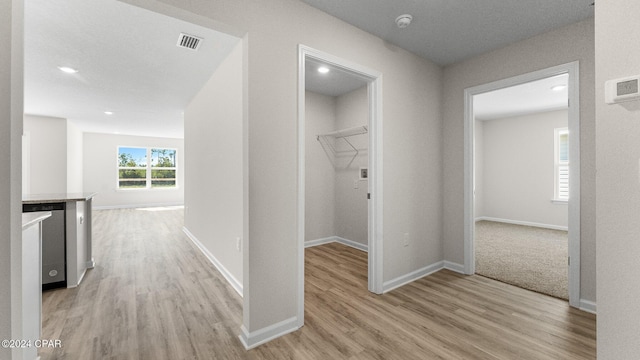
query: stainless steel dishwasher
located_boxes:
[23,202,66,289]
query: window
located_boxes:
[118,147,177,189]
[554,128,569,201]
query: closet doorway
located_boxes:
[297,45,383,326]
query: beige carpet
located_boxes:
[475,220,568,300]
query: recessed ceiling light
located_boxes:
[318,67,330,74]
[104,111,114,115]
[551,85,567,91]
[58,66,78,74]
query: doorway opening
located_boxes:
[297,45,383,326]
[463,62,581,307]
[473,74,569,300]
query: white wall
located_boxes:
[23,114,67,194]
[184,40,244,289]
[595,1,640,358]
[22,115,83,195]
[83,132,184,209]
[478,110,568,228]
[126,0,443,338]
[1,0,24,356]
[443,18,596,303]
[334,86,368,246]
[305,90,336,242]
[66,119,83,193]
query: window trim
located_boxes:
[553,127,569,202]
[117,146,178,191]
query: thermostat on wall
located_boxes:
[605,75,640,104]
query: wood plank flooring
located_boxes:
[40,208,595,359]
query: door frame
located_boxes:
[463,62,581,308]
[297,44,384,327]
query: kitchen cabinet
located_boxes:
[20,211,50,360]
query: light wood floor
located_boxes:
[40,208,595,359]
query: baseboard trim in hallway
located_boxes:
[239,317,299,350]
[183,226,243,297]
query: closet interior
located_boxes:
[305,59,369,259]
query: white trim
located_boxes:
[75,269,87,287]
[579,299,597,314]
[304,236,369,252]
[93,202,184,210]
[551,199,568,205]
[336,236,368,252]
[304,236,336,248]
[443,261,465,274]
[182,227,243,297]
[553,127,570,201]
[238,317,299,350]
[298,45,384,331]
[475,216,568,231]
[464,62,581,308]
[383,261,444,293]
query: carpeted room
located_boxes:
[473,82,570,300]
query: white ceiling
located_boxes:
[474,74,569,120]
[305,58,368,97]
[301,0,594,66]
[25,0,240,139]
[25,0,590,138]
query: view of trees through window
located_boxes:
[118,147,176,189]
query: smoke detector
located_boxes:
[395,14,413,29]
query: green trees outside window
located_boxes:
[118,147,177,189]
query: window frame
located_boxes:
[553,127,569,203]
[117,146,178,190]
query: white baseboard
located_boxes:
[383,261,444,293]
[335,236,368,252]
[76,268,87,286]
[305,236,369,252]
[443,261,465,274]
[93,202,184,210]
[475,216,568,231]
[304,236,336,248]
[239,316,299,350]
[579,299,597,314]
[182,227,243,297]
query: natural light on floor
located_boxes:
[135,205,184,212]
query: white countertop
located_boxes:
[22,192,97,204]
[22,211,51,229]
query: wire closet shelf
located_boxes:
[316,125,368,168]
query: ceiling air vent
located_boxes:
[177,33,203,51]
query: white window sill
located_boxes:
[551,199,568,205]
[117,187,179,192]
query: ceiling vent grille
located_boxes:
[177,33,203,51]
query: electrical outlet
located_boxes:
[403,233,409,247]
[236,237,241,252]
